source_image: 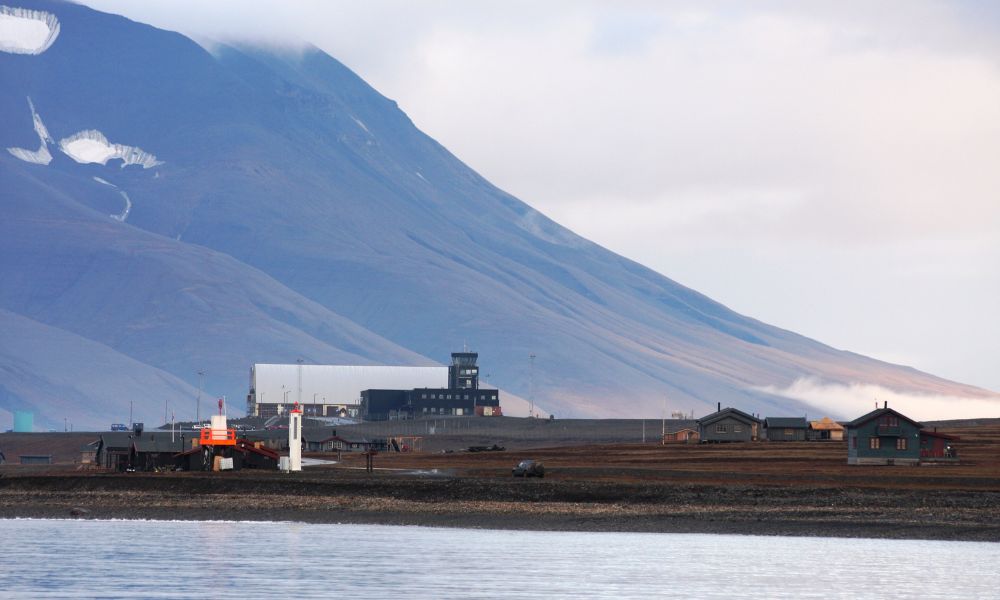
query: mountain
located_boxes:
[1,0,996,429]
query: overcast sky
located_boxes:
[83,1,1000,393]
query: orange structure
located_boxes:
[200,398,237,445]
[199,427,237,446]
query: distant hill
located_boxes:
[1,0,997,429]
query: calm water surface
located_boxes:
[0,519,996,599]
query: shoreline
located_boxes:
[3,471,999,542]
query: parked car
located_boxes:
[512,459,544,478]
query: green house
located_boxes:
[845,407,922,465]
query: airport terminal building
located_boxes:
[247,352,501,420]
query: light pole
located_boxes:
[197,370,204,424]
[529,353,536,418]
[296,358,304,406]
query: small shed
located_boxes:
[131,436,189,471]
[697,406,761,443]
[19,455,52,465]
[79,442,98,465]
[763,417,808,441]
[662,428,700,444]
[920,430,959,461]
[808,417,845,441]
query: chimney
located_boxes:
[883,401,887,409]
[717,402,721,412]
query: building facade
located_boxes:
[362,352,502,420]
[845,407,922,465]
[697,407,760,442]
[763,417,808,441]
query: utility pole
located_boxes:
[197,370,204,425]
[529,353,536,418]
[662,396,666,440]
[129,400,133,428]
[297,358,304,406]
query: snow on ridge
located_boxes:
[111,189,132,222]
[58,129,164,169]
[351,117,370,134]
[89,176,132,222]
[0,6,60,55]
[6,96,53,165]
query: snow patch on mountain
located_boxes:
[58,129,163,169]
[6,96,53,165]
[0,5,60,55]
[351,116,370,134]
[91,176,132,222]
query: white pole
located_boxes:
[289,406,302,471]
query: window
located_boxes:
[851,435,857,449]
[421,394,427,399]
[431,394,436,400]
[896,438,907,450]
[715,423,728,433]
[784,428,794,436]
[869,437,880,449]
[464,395,469,400]
[734,424,742,433]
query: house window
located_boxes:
[715,424,728,433]
[734,424,742,433]
[869,437,880,449]
[851,435,857,449]
[896,438,907,450]
[784,428,795,436]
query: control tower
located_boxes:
[448,352,479,390]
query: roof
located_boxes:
[697,407,761,426]
[132,437,187,453]
[920,430,961,441]
[252,364,447,406]
[242,426,335,442]
[845,407,922,429]
[764,417,808,428]
[809,417,845,431]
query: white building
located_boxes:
[247,363,447,418]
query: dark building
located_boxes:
[845,406,922,465]
[362,352,502,420]
[697,406,760,443]
[919,429,959,461]
[763,417,809,441]
[449,352,479,389]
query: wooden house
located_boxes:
[763,417,808,441]
[697,406,760,443]
[808,417,845,441]
[662,428,700,444]
[845,406,922,465]
[919,430,959,461]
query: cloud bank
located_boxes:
[759,377,1000,422]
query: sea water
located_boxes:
[0,519,996,599]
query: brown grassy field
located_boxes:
[325,421,1000,491]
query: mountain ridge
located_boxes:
[1,0,996,428]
